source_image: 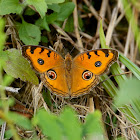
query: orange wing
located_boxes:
[40,67,69,97]
[22,45,69,96]
[71,66,100,97]
[22,45,64,73]
[71,49,118,97]
[73,49,118,75]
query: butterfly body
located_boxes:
[22,45,118,98]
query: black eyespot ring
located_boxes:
[82,70,93,80]
[37,58,44,65]
[95,61,102,67]
[47,70,57,80]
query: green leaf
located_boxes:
[48,4,60,12]
[18,20,41,45]
[3,49,39,85]
[33,109,63,140]
[59,107,82,140]
[119,53,140,80]
[115,78,140,106]
[24,7,36,16]
[35,16,50,31]
[56,2,75,21]
[114,78,140,123]
[64,14,83,32]
[46,12,58,24]
[83,110,104,139]
[41,36,49,43]
[26,0,47,18]
[4,130,13,139]
[45,0,65,4]
[6,112,32,130]
[110,63,127,87]
[64,14,74,32]
[0,0,23,15]
[42,89,52,107]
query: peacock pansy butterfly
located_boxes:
[22,45,119,97]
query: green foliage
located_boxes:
[7,111,33,130]
[41,2,75,31]
[83,111,104,139]
[33,107,104,140]
[99,20,140,130]
[114,78,140,122]
[115,78,140,106]
[119,53,140,80]
[35,16,50,31]
[3,49,39,85]
[56,2,75,21]
[0,0,23,15]
[26,0,47,18]
[0,0,75,44]
[4,130,13,139]
[59,108,82,140]
[48,3,60,12]
[45,0,65,4]
[18,19,41,45]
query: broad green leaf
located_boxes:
[3,49,39,85]
[0,0,23,15]
[6,112,32,130]
[18,20,41,45]
[4,130,13,139]
[24,7,36,16]
[59,107,82,140]
[46,12,58,24]
[115,78,140,106]
[45,0,65,4]
[56,2,75,21]
[64,14,74,32]
[119,53,140,80]
[26,0,47,18]
[46,2,75,24]
[64,14,83,32]
[83,110,104,140]
[35,16,50,31]
[48,4,60,12]
[33,109,63,140]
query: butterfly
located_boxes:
[22,45,119,98]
